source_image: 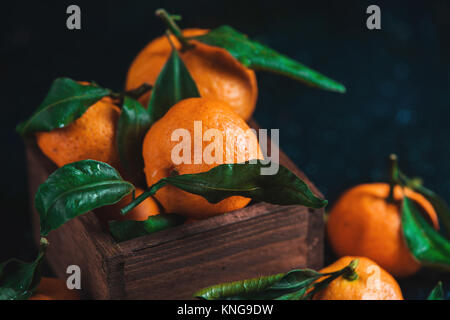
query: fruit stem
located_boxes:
[120,180,167,215]
[39,237,49,249]
[343,259,359,281]
[387,154,399,204]
[155,8,194,52]
[124,83,152,100]
[165,30,177,50]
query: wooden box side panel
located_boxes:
[120,206,323,299]
[26,141,123,299]
[44,215,113,299]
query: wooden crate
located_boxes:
[25,123,324,300]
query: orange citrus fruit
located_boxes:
[36,97,120,168]
[327,183,439,277]
[142,97,262,219]
[126,29,258,121]
[313,256,404,300]
[29,277,80,300]
[95,187,161,223]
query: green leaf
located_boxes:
[16,78,111,136]
[427,281,444,300]
[195,269,322,300]
[35,160,134,236]
[194,261,357,300]
[402,197,450,270]
[274,288,308,300]
[401,173,450,237]
[147,48,200,123]
[302,267,350,300]
[418,188,450,236]
[0,238,48,300]
[116,97,151,187]
[189,26,346,93]
[121,161,327,215]
[194,260,356,300]
[163,162,326,207]
[108,214,186,242]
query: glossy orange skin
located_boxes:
[126,29,258,121]
[313,256,404,300]
[327,183,439,277]
[29,277,80,300]
[36,98,120,168]
[142,97,262,219]
[95,187,161,222]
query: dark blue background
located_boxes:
[1,0,449,299]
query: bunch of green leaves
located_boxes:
[156,8,346,94]
[389,155,450,271]
[194,259,358,300]
[108,42,329,240]
[0,238,48,300]
[116,38,200,186]
[34,159,326,242]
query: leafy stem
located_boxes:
[120,162,327,216]
[195,259,359,300]
[342,258,359,281]
[109,83,153,106]
[303,260,358,299]
[0,237,49,300]
[165,30,177,51]
[123,83,153,100]
[155,8,194,51]
[121,180,166,215]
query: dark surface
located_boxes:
[1,0,449,299]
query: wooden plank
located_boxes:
[119,202,282,253]
[122,206,317,299]
[26,141,124,299]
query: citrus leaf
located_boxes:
[189,26,346,93]
[274,288,308,300]
[0,238,48,300]
[16,78,111,136]
[427,281,444,300]
[121,161,327,215]
[148,48,200,123]
[195,269,322,300]
[116,97,151,187]
[401,173,450,237]
[402,197,450,271]
[163,162,327,207]
[417,188,450,237]
[194,273,285,300]
[301,267,350,300]
[35,160,134,236]
[194,260,356,300]
[108,214,186,242]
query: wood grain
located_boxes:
[26,121,325,300]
